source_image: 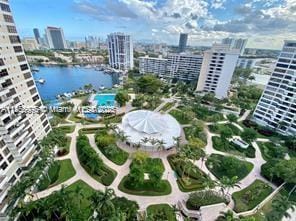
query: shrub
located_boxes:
[187,191,228,210]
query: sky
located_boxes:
[9,0,296,49]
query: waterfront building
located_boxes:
[222,38,247,55]
[0,0,51,215]
[33,28,41,44]
[196,43,240,99]
[22,38,39,51]
[253,40,296,135]
[178,33,188,53]
[45,26,67,49]
[107,33,133,70]
[167,54,203,81]
[139,56,167,78]
[139,54,203,82]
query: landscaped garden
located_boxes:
[186,190,229,210]
[160,102,175,112]
[232,179,273,212]
[118,152,171,196]
[76,135,117,186]
[206,154,253,181]
[212,136,256,158]
[95,131,129,165]
[168,154,210,192]
[146,204,177,221]
[169,108,193,124]
[208,123,241,136]
[257,142,287,161]
[58,125,75,133]
[38,159,76,191]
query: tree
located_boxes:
[216,210,239,221]
[220,127,233,141]
[149,165,163,187]
[136,75,162,94]
[115,91,129,107]
[227,114,238,123]
[132,150,149,164]
[270,195,296,220]
[129,163,144,186]
[219,176,241,196]
[285,136,296,151]
[173,136,182,151]
[241,128,257,142]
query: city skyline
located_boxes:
[9,0,296,50]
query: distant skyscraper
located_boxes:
[253,40,296,135]
[196,44,240,99]
[222,38,247,55]
[0,1,51,215]
[85,36,99,49]
[178,33,188,53]
[107,33,133,70]
[45,26,67,49]
[33,28,40,44]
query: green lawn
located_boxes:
[206,154,254,181]
[95,133,129,165]
[60,136,71,153]
[38,159,76,191]
[58,125,75,133]
[208,123,241,136]
[146,204,177,221]
[212,136,255,158]
[118,176,172,196]
[232,180,273,212]
[168,154,210,192]
[78,127,102,135]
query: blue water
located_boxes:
[84,113,98,119]
[94,94,115,106]
[33,66,114,100]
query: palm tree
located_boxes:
[134,142,141,150]
[74,185,84,214]
[141,137,149,145]
[173,136,181,151]
[217,210,239,221]
[90,188,116,220]
[220,176,241,196]
[201,175,217,198]
[156,139,166,153]
[271,195,296,220]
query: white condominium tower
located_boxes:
[107,33,133,70]
[253,40,296,135]
[139,56,167,78]
[196,44,240,99]
[0,0,50,214]
[222,38,247,55]
[45,26,67,49]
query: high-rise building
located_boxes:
[85,36,99,49]
[253,40,296,135]
[22,38,39,51]
[139,56,167,78]
[167,54,203,81]
[0,0,51,214]
[222,38,247,55]
[107,33,133,70]
[139,54,203,82]
[45,26,67,49]
[178,33,188,53]
[196,44,240,99]
[33,28,41,44]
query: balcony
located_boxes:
[4,115,21,130]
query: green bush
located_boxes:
[212,136,255,158]
[208,123,241,136]
[187,191,228,210]
[232,180,273,212]
[77,135,117,186]
[147,204,177,221]
[206,154,253,181]
[257,142,286,161]
[38,162,60,191]
[58,126,75,133]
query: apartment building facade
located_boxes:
[139,54,203,82]
[222,38,247,55]
[196,44,240,99]
[253,40,296,135]
[107,33,133,70]
[0,0,51,215]
[45,26,67,50]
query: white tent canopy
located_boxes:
[119,110,181,150]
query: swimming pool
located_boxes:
[94,94,115,107]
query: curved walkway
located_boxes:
[31,104,278,218]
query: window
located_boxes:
[7,25,17,33]
[0,3,10,12]
[0,162,8,170]
[0,58,4,66]
[20,64,28,71]
[17,55,26,62]
[0,69,8,77]
[23,72,31,79]
[16,168,22,175]
[26,80,34,87]
[30,87,37,95]
[3,14,14,23]
[7,155,13,163]
[13,46,23,52]
[9,35,21,44]
[32,94,39,102]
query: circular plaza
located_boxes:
[118,110,181,150]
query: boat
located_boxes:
[37,78,45,84]
[31,67,39,72]
[99,85,105,90]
